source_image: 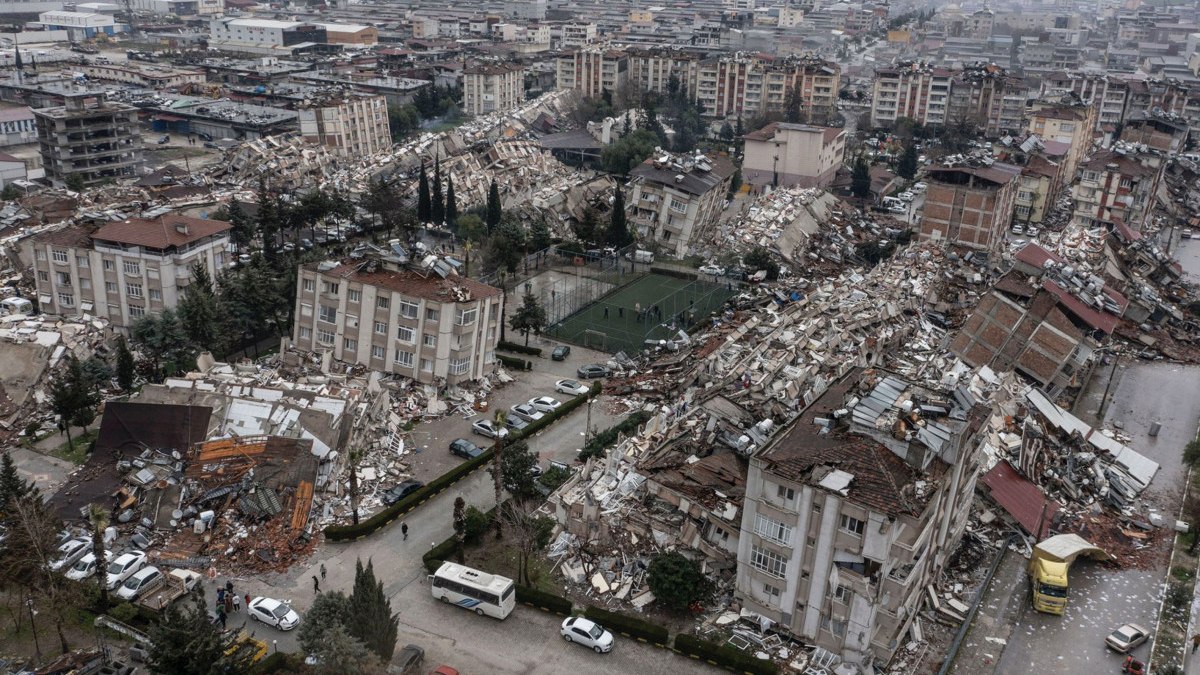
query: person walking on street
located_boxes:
[232,593,242,612]
[217,606,227,630]
[1192,633,1200,652]
[320,563,327,581]
[402,523,409,540]
[312,575,321,594]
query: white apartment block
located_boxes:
[628,152,735,257]
[869,62,952,128]
[462,62,524,116]
[298,94,392,158]
[556,48,628,99]
[24,215,232,328]
[559,21,597,48]
[741,122,846,189]
[292,255,503,385]
[737,370,987,667]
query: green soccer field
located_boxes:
[549,273,735,354]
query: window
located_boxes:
[52,249,68,264]
[122,261,141,275]
[371,345,386,359]
[319,305,337,323]
[302,279,316,293]
[103,281,117,294]
[834,584,851,603]
[127,283,143,299]
[399,300,418,319]
[776,484,795,501]
[323,282,340,295]
[396,325,415,343]
[750,545,788,579]
[1017,190,1034,202]
[393,349,414,367]
[36,250,46,261]
[300,303,313,318]
[420,358,433,372]
[755,513,793,545]
[1058,121,1074,132]
[37,271,48,282]
[425,308,440,321]
[57,292,74,307]
[374,320,387,334]
[669,197,688,213]
[317,328,336,345]
[76,256,89,268]
[343,337,356,351]
[149,289,162,301]
[1081,170,1099,183]
[348,289,361,302]
[377,296,390,309]
[1119,177,1132,189]
[456,308,477,326]
[56,271,71,285]
[1015,205,1031,219]
[449,357,470,375]
[763,583,781,600]
[298,326,312,339]
[128,305,144,319]
[423,333,436,347]
[103,260,114,271]
[840,514,865,537]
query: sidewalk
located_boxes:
[946,548,1026,675]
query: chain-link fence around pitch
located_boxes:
[546,273,736,354]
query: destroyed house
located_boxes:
[736,369,988,667]
[627,151,735,258]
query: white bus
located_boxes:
[429,561,516,619]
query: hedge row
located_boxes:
[498,340,543,356]
[498,354,532,371]
[580,410,652,460]
[324,381,599,541]
[516,586,573,615]
[673,634,779,675]
[422,536,459,574]
[583,605,669,645]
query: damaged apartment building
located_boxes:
[736,368,988,668]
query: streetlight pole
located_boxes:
[585,398,593,446]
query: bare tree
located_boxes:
[491,411,508,539]
[453,497,466,564]
[0,495,82,655]
[348,448,362,525]
[500,503,554,587]
[88,503,109,608]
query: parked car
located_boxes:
[576,364,611,379]
[555,379,589,396]
[528,396,562,413]
[248,597,300,631]
[472,419,509,439]
[382,480,424,505]
[912,182,927,192]
[505,415,530,433]
[449,438,485,459]
[395,644,424,675]
[1105,623,1149,653]
[66,551,109,581]
[560,616,614,653]
[509,402,544,423]
[157,135,170,145]
[1183,228,1194,240]
[897,191,915,202]
[106,551,148,590]
[300,238,314,250]
[50,538,92,572]
[698,264,725,276]
[116,566,163,601]
[1026,225,1041,237]
[1011,224,1025,235]
[551,345,571,361]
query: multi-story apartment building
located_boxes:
[946,64,1025,137]
[24,214,231,328]
[741,122,846,188]
[1013,154,1061,226]
[1039,73,1130,131]
[627,48,700,99]
[918,159,1021,251]
[291,251,503,385]
[462,62,524,116]
[627,152,735,257]
[34,93,142,188]
[559,21,598,48]
[869,61,952,128]
[1071,148,1165,231]
[555,47,628,99]
[297,93,392,158]
[694,53,839,119]
[736,369,987,666]
[1025,96,1097,188]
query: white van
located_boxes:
[0,297,32,316]
[628,250,654,264]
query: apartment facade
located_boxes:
[918,160,1021,251]
[1071,149,1165,230]
[34,93,142,188]
[695,54,839,120]
[737,370,987,666]
[627,153,735,257]
[292,255,503,385]
[298,94,392,158]
[555,48,629,99]
[559,21,597,47]
[0,106,37,147]
[24,215,231,328]
[869,62,952,128]
[1025,97,1097,182]
[462,62,524,116]
[627,48,700,99]
[947,66,1026,137]
[741,122,846,188]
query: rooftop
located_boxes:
[629,152,735,196]
[92,215,231,250]
[308,259,502,303]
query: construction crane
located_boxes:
[122,0,139,38]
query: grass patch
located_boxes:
[1172,565,1194,582]
[50,429,98,465]
[467,538,557,594]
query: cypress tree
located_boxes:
[607,187,631,247]
[417,162,431,223]
[431,159,444,225]
[445,173,457,226]
[486,179,502,231]
[346,559,399,661]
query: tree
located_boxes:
[456,213,487,243]
[728,167,742,196]
[647,551,713,612]
[497,439,539,498]
[486,179,503,231]
[417,163,431,223]
[500,504,554,586]
[743,246,780,281]
[1184,438,1200,468]
[528,216,552,251]
[64,173,85,192]
[850,155,872,199]
[346,559,399,661]
[298,591,352,656]
[1,184,19,201]
[606,187,632,248]
[115,334,135,391]
[309,624,386,675]
[130,308,195,381]
[49,355,97,450]
[80,355,112,393]
[179,262,225,355]
[0,495,79,656]
[491,411,508,539]
[897,143,918,180]
[87,503,110,608]
[719,121,735,142]
[600,129,659,175]
[509,290,547,347]
[453,497,466,564]
[573,206,601,246]
[362,176,397,239]
[485,216,526,274]
[445,173,458,226]
[0,451,32,515]
[147,598,254,675]
[784,87,804,124]
[431,159,445,225]
[226,201,253,253]
[254,178,279,258]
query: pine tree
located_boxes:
[179,261,223,355]
[346,559,399,661]
[431,159,444,225]
[0,450,32,515]
[486,179,502,231]
[115,334,135,391]
[606,187,631,247]
[509,289,547,346]
[851,155,872,199]
[897,143,918,180]
[417,163,431,223]
[226,200,253,253]
[254,178,279,259]
[453,497,466,564]
[49,355,95,451]
[445,174,458,226]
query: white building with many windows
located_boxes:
[291,252,503,384]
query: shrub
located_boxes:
[580,411,652,461]
[537,464,572,492]
[583,606,669,645]
[516,586,573,615]
[497,340,542,356]
[463,505,490,544]
[422,537,458,574]
[109,602,138,623]
[250,652,305,674]
[674,634,778,674]
[1166,581,1190,613]
[497,354,532,371]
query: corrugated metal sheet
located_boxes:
[980,460,1060,539]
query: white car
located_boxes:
[698,264,725,276]
[555,379,589,396]
[528,396,562,414]
[106,551,148,590]
[561,616,614,653]
[1011,224,1025,235]
[116,566,163,601]
[471,419,509,439]
[912,182,927,192]
[50,538,92,572]
[249,597,301,631]
[898,191,915,202]
[509,403,545,423]
[66,551,110,581]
